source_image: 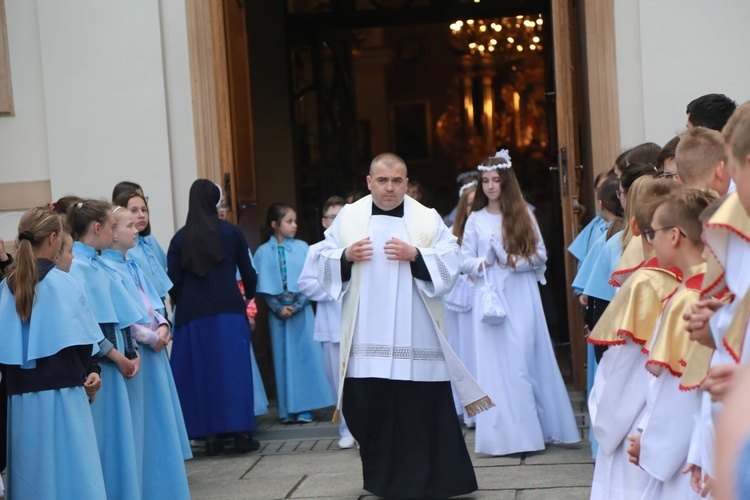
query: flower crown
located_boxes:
[458,180,477,198]
[477,149,512,171]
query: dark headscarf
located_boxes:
[182,179,224,277]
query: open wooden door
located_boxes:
[551,0,586,390]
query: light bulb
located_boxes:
[516,45,523,52]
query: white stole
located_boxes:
[333,195,493,421]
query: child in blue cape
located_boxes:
[255,203,334,423]
[0,208,105,499]
[102,206,191,499]
[67,199,148,499]
[113,183,172,300]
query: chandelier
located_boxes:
[450,14,544,55]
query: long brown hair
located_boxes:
[452,184,476,245]
[472,163,538,269]
[7,207,63,322]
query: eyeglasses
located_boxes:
[322,215,337,220]
[642,225,687,243]
[657,172,678,179]
[616,190,625,198]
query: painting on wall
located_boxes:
[390,100,432,164]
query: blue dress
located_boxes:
[254,236,334,419]
[69,242,146,500]
[238,251,269,416]
[0,266,106,499]
[168,220,257,438]
[582,230,624,302]
[128,234,172,299]
[101,250,191,499]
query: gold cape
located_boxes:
[644,263,706,377]
[588,258,681,346]
[723,287,750,363]
[609,235,646,287]
[702,192,750,298]
[678,341,714,391]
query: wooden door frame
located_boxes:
[552,0,620,389]
[183,0,622,390]
[184,0,237,221]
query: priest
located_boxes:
[316,152,492,498]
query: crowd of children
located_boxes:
[570,93,750,499]
[2,92,750,498]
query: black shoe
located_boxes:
[234,433,260,454]
[205,440,222,457]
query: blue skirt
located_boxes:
[126,345,191,500]
[268,304,334,418]
[7,386,106,499]
[90,361,141,499]
[170,313,256,438]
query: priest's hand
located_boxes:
[345,237,374,262]
[384,237,418,262]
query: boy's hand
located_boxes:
[627,433,642,466]
[682,463,703,493]
[701,363,740,402]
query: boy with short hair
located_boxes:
[297,196,356,449]
[675,127,731,195]
[588,179,683,499]
[627,187,718,499]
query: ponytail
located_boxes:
[7,207,63,321]
[66,199,112,241]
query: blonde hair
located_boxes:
[7,208,63,322]
[653,188,719,247]
[621,176,652,247]
[722,101,750,166]
[675,127,726,186]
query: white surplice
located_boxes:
[589,343,652,499]
[638,371,701,499]
[462,207,580,456]
[297,240,351,437]
[315,196,491,417]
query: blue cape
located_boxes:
[568,215,607,263]
[0,268,103,367]
[582,230,624,301]
[572,229,609,293]
[101,249,165,318]
[127,235,172,299]
[68,241,149,327]
[253,236,309,295]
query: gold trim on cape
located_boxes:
[588,262,681,346]
[645,263,706,377]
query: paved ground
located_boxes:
[186,390,594,499]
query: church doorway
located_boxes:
[206,0,592,394]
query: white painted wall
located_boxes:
[615,0,750,149]
[158,0,197,230]
[0,0,196,248]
